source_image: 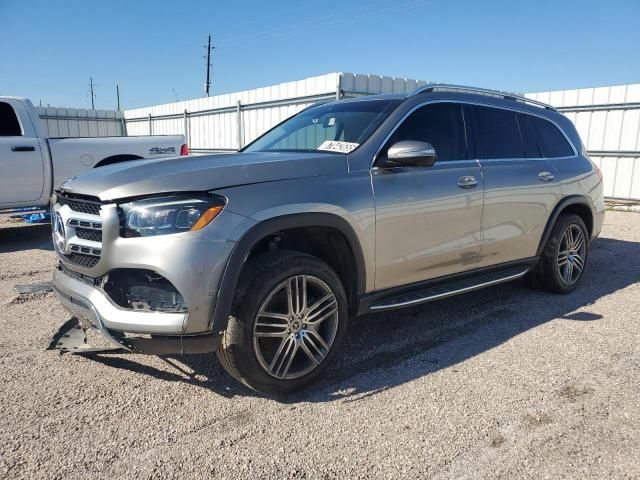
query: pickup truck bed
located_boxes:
[0,96,186,212]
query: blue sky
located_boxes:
[1,0,639,110]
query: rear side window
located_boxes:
[0,102,22,136]
[470,105,523,159]
[527,114,574,158]
[385,102,467,161]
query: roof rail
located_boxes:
[410,83,557,111]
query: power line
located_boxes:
[216,0,424,47]
[222,0,319,30]
[215,0,398,45]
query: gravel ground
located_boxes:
[0,212,638,479]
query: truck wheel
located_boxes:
[216,250,348,395]
[531,214,589,294]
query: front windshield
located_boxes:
[243,99,402,154]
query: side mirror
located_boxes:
[386,140,437,167]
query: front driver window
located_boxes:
[382,102,468,161]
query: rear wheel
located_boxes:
[531,214,589,294]
[216,250,348,395]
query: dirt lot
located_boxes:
[0,211,638,479]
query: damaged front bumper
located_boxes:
[53,266,187,334]
[50,267,220,355]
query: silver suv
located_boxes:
[49,84,604,394]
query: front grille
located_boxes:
[58,194,102,215]
[69,244,101,256]
[57,193,104,270]
[76,228,102,242]
[65,253,100,268]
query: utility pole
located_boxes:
[204,34,214,97]
[89,77,96,109]
[116,84,121,110]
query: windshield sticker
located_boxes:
[318,140,359,153]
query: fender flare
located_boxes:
[210,212,367,333]
[536,195,593,256]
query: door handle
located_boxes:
[457,176,478,189]
[11,146,36,152]
[538,171,555,182]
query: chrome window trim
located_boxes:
[370,99,578,169]
[478,156,576,163]
[371,159,479,173]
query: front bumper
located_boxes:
[52,269,222,354]
[51,199,250,334]
[53,266,186,334]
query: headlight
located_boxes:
[119,194,225,237]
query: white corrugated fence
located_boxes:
[527,84,640,200]
[119,73,640,200]
[123,73,426,153]
[37,106,125,137]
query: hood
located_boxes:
[58,151,348,201]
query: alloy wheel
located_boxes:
[252,275,339,380]
[557,224,586,286]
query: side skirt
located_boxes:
[358,258,538,314]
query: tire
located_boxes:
[216,250,348,395]
[531,214,589,294]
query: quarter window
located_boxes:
[0,102,22,136]
[527,114,574,158]
[470,105,524,159]
[383,102,467,161]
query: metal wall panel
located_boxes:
[36,106,124,137]
[340,72,426,95]
[123,73,425,152]
[528,84,640,200]
[121,74,640,199]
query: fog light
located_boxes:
[103,269,187,313]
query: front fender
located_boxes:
[210,211,368,334]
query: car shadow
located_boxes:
[85,236,638,402]
[0,223,53,253]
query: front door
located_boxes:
[0,101,45,204]
[372,102,484,290]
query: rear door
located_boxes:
[0,101,45,204]
[466,105,562,267]
[372,102,484,290]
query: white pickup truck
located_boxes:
[0,97,187,213]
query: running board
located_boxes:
[369,266,529,311]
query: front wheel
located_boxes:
[216,251,348,395]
